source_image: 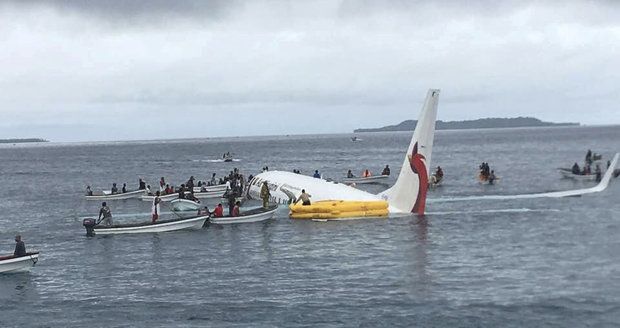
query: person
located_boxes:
[98,202,113,226]
[145,184,152,195]
[362,169,372,178]
[295,189,312,206]
[595,164,602,182]
[232,201,241,217]
[111,183,118,194]
[86,186,93,196]
[152,191,161,223]
[187,176,195,191]
[159,177,166,192]
[14,235,26,257]
[226,189,237,215]
[139,178,146,190]
[586,149,592,165]
[488,170,497,185]
[213,204,224,217]
[178,184,186,199]
[313,170,321,179]
[164,184,172,194]
[260,181,270,208]
[347,170,355,178]
[122,183,127,193]
[435,166,444,181]
[382,165,390,176]
[210,173,217,186]
[571,162,580,175]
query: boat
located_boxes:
[194,190,226,199]
[140,193,179,202]
[82,215,209,235]
[193,184,228,193]
[290,200,388,220]
[429,173,443,187]
[341,175,389,185]
[558,168,598,181]
[85,189,146,201]
[170,199,201,212]
[209,205,278,224]
[0,252,40,273]
[351,136,363,142]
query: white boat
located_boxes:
[341,175,390,185]
[351,137,363,142]
[83,216,208,235]
[85,189,146,201]
[558,169,598,181]
[209,205,278,224]
[170,199,201,212]
[193,184,228,193]
[140,193,179,202]
[0,252,39,273]
[194,190,226,199]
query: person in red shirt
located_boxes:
[213,204,224,217]
[232,201,241,217]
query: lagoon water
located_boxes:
[1,125,619,327]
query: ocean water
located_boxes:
[0,125,619,327]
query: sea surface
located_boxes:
[1,125,619,327]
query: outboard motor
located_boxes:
[83,218,97,237]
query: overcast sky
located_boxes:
[1,0,619,141]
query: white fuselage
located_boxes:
[247,171,395,209]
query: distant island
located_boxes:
[0,138,49,144]
[354,117,579,133]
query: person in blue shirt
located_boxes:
[313,170,321,179]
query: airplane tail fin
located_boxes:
[380,89,440,214]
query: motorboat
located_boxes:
[341,175,389,185]
[0,252,39,273]
[193,184,228,193]
[194,190,226,199]
[558,168,598,181]
[170,199,201,212]
[140,193,180,202]
[85,189,146,201]
[209,205,278,224]
[82,215,208,235]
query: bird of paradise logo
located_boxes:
[408,142,428,215]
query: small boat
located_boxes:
[194,190,226,199]
[85,189,146,201]
[351,137,363,142]
[140,193,180,202]
[342,175,389,185]
[558,169,598,181]
[0,252,40,273]
[193,184,228,193]
[209,205,278,224]
[170,199,201,212]
[82,215,208,235]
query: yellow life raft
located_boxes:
[289,200,389,219]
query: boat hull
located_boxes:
[85,189,146,201]
[193,184,228,193]
[140,193,179,202]
[171,199,201,211]
[209,206,278,224]
[194,190,226,199]
[93,216,208,235]
[558,170,598,181]
[0,253,39,273]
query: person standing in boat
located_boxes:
[159,177,165,192]
[98,202,113,226]
[138,178,146,190]
[210,173,217,186]
[152,191,161,223]
[14,235,26,257]
[86,186,93,196]
[586,149,593,165]
[313,170,321,179]
[347,170,355,178]
[111,183,118,194]
[362,169,372,178]
[595,164,602,182]
[122,183,127,193]
[571,163,580,175]
[382,165,390,176]
[260,181,271,208]
[295,190,312,206]
[178,184,186,199]
[187,176,195,191]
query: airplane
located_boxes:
[247,89,441,215]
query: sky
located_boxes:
[1,0,619,142]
